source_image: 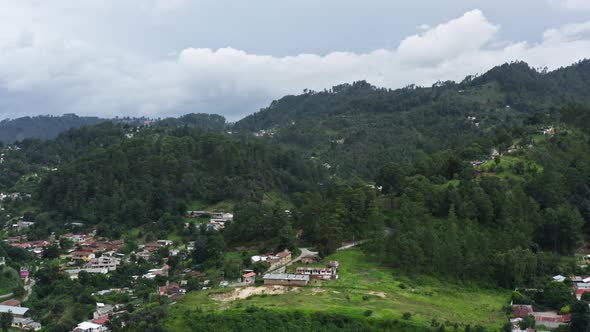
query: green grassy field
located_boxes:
[166,250,509,330]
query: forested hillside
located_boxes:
[0,114,105,143]
[234,60,590,178]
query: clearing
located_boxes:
[166,249,509,330]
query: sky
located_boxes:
[0,0,589,121]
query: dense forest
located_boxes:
[234,60,590,178]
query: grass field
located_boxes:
[166,250,509,330]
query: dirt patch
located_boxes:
[311,288,325,295]
[366,291,386,298]
[209,286,296,302]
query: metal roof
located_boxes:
[263,273,309,281]
[0,305,28,315]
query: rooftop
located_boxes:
[0,305,28,315]
[263,273,310,281]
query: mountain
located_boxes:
[233,60,590,178]
[0,114,106,144]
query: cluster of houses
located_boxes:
[263,260,340,287]
[510,274,590,330]
[251,249,292,270]
[136,240,175,261]
[511,304,571,330]
[72,303,124,332]
[185,210,234,230]
[0,300,41,331]
[6,236,51,257]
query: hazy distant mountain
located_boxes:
[0,114,105,143]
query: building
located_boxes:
[328,261,340,269]
[158,281,185,298]
[0,299,21,307]
[12,317,41,330]
[263,273,309,287]
[300,254,318,264]
[242,272,256,284]
[65,268,109,279]
[512,305,534,318]
[72,321,108,332]
[72,250,96,262]
[275,250,292,265]
[93,303,114,319]
[85,256,120,271]
[295,267,338,280]
[0,305,29,318]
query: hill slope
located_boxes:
[234,60,590,178]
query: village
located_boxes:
[0,207,344,332]
[510,265,590,332]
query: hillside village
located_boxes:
[0,204,348,332]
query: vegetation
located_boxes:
[166,250,508,331]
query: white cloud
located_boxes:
[556,0,590,10]
[398,10,499,65]
[0,7,589,120]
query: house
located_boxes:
[301,254,318,264]
[72,250,96,262]
[263,273,309,287]
[12,317,41,330]
[156,240,173,246]
[274,249,292,265]
[85,256,120,271]
[328,261,340,269]
[158,281,186,297]
[143,264,170,279]
[295,267,338,280]
[534,312,571,329]
[552,275,565,282]
[0,305,28,318]
[0,299,21,307]
[576,282,590,290]
[242,272,256,284]
[93,303,114,319]
[72,321,108,332]
[512,305,534,318]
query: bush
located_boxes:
[364,310,373,317]
[559,305,570,314]
[402,312,412,320]
[399,283,407,289]
[362,295,370,301]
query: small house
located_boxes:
[242,272,256,284]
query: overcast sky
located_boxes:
[0,0,589,121]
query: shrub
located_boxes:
[402,312,412,320]
[364,310,373,317]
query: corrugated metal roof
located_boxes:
[0,305,28,315]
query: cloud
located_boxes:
[556,0,590,10]
[0,7,589,121]
[398,10,499,65]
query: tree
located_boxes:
[0,311,12,332]
[518,315,535,330]
[570,301,590,332]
